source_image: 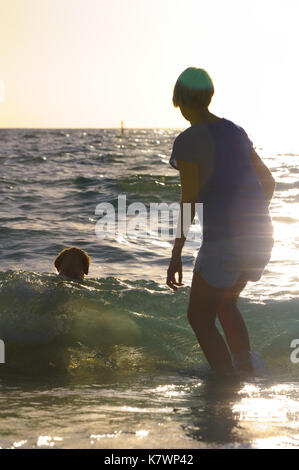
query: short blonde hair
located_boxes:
[172,67,214,109]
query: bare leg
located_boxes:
[187,272,235,374]
[218,278,253,372]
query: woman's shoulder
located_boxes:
[175,122,215,143]
[222,118,250,135]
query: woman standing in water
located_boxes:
[167,67,275,375]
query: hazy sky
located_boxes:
[0,0,298,149]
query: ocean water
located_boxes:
[0,128,299,449]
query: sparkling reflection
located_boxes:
[36,435,63,447]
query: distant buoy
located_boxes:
[121,120,124,135]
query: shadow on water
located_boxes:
[179,375,252,447]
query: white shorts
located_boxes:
[193,236,274,289]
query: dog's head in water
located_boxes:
[54,247,90,281]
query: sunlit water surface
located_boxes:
[0,128,298,448]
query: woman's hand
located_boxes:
[166,250,184,291]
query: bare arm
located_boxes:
[166,160,200,290]
[250,148,275,204]
[172,160,199,252]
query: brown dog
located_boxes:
[54,247,90,281]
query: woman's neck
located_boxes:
[190,109,221,125]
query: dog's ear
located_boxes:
[81,251,90,275]
[54,249,66,272]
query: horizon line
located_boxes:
[0,126,184,130]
